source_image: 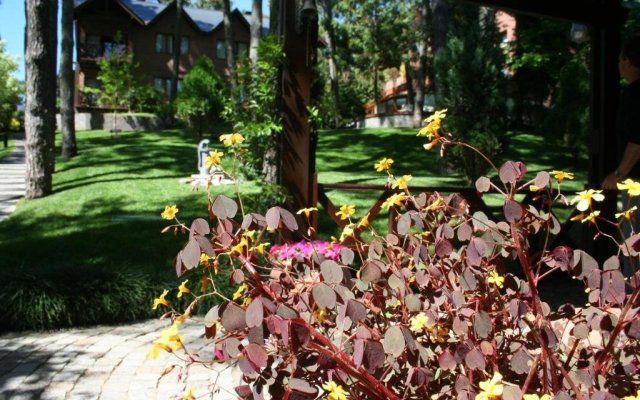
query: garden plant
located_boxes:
[151,111,640,399]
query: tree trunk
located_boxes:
[431,0,450,101]
[60,0,77,158]
[249,0,262,67]
[412,0,429,128]
[269,0,279,34]
[222,0,237,94]
[25,0,58,199]
[319,0,340,127]
[170,0,183,104]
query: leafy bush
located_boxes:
[0,265,166,332]
[150,114,640,399]
[175,56,226,139]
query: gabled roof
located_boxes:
[74,0,260,33]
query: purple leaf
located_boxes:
[382,325,405,357]
[504,199,523,223]
[221,302,247,332]
[244,343,268,370]
[438,349,456,371]
[475,176,491,193]
[320,260,344,284]
[182,239,200,270]
[311,283,337,309]
[212,195,238,219]
[246,298,264,328]
[190,218,210,237]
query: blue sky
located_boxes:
[0,0,258,80]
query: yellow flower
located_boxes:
[200,253,213,265]
[488,270,504,288]
[358,213,370,228]
[423,138,440,151]
[475,372,504,400]
[182,386,197,400]
[177,280,190,298]
[296,207,318,218]
[617,178,640,196]
[418,109,447,139]
[252,242,270,254]
[523,394,552,400]
[205,150,223,167]
[313,308,328,323]
[529,184,542,192]
[381,193,406,210]
[409,312,432,333]
[550,170,574,183]
[231,238,248,255]
[336,204,356,220]
[391,175,412,190]
[581,210,600,224]
[374,157,394,172]
[146,323,184,359]
[570,189,605,212]
[624,390,640,400]
[219,132,245,146]
[339,223,356,242]
[232,283,248,301]
[161,205,179,220]
[616,206,638,220]
[322,380,349,400]
[153,289,170,310]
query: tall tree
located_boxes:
[25,0,58,198]
[249,0,262,67]
[318,0,340,127]
[170,0,183,104]
[407,0,430,128]
[222,0,237,94]
[60,0,77,158]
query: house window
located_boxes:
[154,77,183,97]
[155,34,173,54]
[216,39,226,59]
[180,36,189,55]
[86,35,101,58]
[236,42,248,59]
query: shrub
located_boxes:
[175,56,226,139]
[150,115,640,399]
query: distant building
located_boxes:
[73,0,254,109]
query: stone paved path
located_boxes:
[0,319,242,400]
[0,133,26,221]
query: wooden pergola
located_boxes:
[278,0,628,257]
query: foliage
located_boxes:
[543,55,590,160]
[175,56,226,138]
[224,33,284,180]
[95,32,161,114]
[434,4,507,183]
[0,41,22,132]
[152,112,640,399]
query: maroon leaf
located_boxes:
[311,283,337,309]
[466,237,486,267]
[346,299,367,323]
[626,319,640,338]
[182,239,200,270]
[460,268,477,291]
[404,294,421,312]
[340,248,355,265]
[190,218,210,237]
[397,213,412,236]
[621,233,640,256]
[438,349,456,371]
[435,238,453,258]
[503,386,523,400]
[457,223,472,242]
[572,250,599,280]
[511,348,533,374]
[504,199,523,223]
[288,379,318,395]
[241,213,267,230]
[246,298,264,328]
[363,340,385,372]
[603,255,619,271]
[547,246,573,272]
[174,252,185,277]
[225,337,242,357]
[464,348,486,370]
[499,161,527,184]
[320,260,344,284]
[244,343,268,370]
[360,261,382,283]
[290,319,311,349]
[265,207,280,231]
[221,302,247,332]
[473,311,492,339]
[601,269,625,305]
[475,176,491,193]
[278,207,299,231]
[383,325,405,357]
[195,235,215,257]
[534,171,550,189]
[212,195,238,219]
[353,339,364,368]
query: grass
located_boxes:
[0,133,14,160]
[0,126,589,331]
[315,127,589,236]
[0,129,254,331]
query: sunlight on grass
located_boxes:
[0,134,14,160]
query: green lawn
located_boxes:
[0,133,14,160]
[0,126,589,331]
[315,127,588,236]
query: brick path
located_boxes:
[0,319,242,400]
[0,133,26,221]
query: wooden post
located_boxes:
[279,0,318,236]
